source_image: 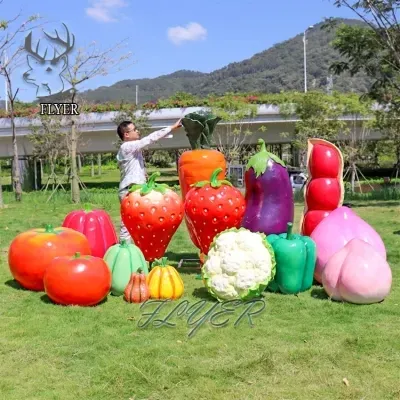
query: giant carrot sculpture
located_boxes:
[179,112,227,251]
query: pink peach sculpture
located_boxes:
[310,206,386,283]
[322,239,392,304]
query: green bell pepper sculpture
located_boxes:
[266,222,316,294]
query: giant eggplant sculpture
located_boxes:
[241,139,294,235]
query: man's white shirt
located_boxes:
[117,127,172,191]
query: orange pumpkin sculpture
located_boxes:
[124,270,150,303]
[147,257,184,300]
[8,224,91,291]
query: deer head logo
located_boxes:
[23,23,75,98]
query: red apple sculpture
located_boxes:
[300,139,345,237]
[322,239,392,304]
[310,206,387,283]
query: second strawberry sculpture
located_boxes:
[185,168,246,255]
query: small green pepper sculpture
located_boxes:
[266,222,316,294]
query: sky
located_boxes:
[0,0,360,102]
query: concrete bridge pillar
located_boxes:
[290,145,301,167]
[267,144,283,160]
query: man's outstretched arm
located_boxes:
[122,119,182,154]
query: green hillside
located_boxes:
[79,18,370,104]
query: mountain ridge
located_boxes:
[44,18,372,105]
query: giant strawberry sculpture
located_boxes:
[121,172,184,262]
[185,168,246,256]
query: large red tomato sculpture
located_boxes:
[8,224,91,291]
[62,206,118,258]
[44,252,112,306]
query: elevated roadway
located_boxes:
[0,104,382,158]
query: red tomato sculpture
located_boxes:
[301,210,331,239]
[62,206,118,258]
[44,252,112,306]
[306,178,342,210]
[309,143,341,178]
[8,224,91,291]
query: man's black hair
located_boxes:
[117,121,135,141]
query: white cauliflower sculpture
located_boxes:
[201,228,276,301]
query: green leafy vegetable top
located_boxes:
[181,112,222,150]
[246,139,286,177]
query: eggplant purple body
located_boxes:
[241,139,294,235]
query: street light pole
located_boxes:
[303,25,314,93]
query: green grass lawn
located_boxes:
[0,191,400,400]
[1,166,180,192]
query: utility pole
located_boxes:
[135,85,138,105]
[303,25,314,93]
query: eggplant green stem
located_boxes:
[245,137,286,176]
[258,138,267,152]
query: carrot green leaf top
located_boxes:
[181,112,222,150]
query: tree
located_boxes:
[90,154,95,177]
[41,35,133,202]
[374,106,400,175]
[28,113,68,190]
[97,154,102,176]
[0,160,3,208]
[209,94,258,164]
[328,1,400,175]
[0,7,39,201]
[329,1,400,102]
[335,93,375,192]
[282,91,348,168]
